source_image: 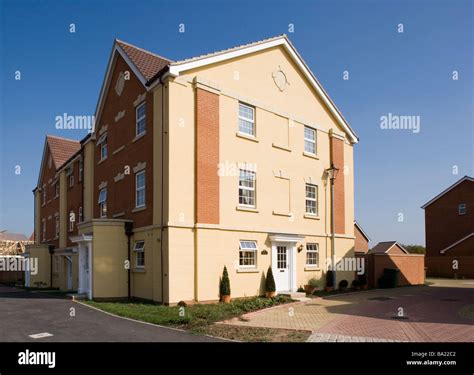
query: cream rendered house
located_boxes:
[28,35,358,304]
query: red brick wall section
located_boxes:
[330,136,345,234]
[426,256,474,278]
[195,88,219,224]
[354,225,369,253]
[367,253,425,287]
[66,156,83,247]
[425,179,474,257]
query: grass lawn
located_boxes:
[84,295,310,342]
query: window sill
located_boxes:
[236,205,259,213]
[272,143,291,152]
[132,131,146,143]
[98,157,107,165]
[54,236,59,240]
[236,132,259,143]
[132,206,146,213]
[305,266,320,271]
[132,268,145,273]
[272,210,292,217]
[303,151,319,160]
[112,145,125,155]
[236,268,259,273]
[304,213,320,220]
[112,212,125,218]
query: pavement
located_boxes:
[0,285,222,342]
[222,278,474,342]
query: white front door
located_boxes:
[272,244,292,292]
[78,244,91,298]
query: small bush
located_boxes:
[308,278,319,288]
[338,279,348,289]
[358,274,367,285]
[265,266,276,293]
[220,266,231,296]
[297,287,305,293]
[352,279,361,287]
[177,301,187,307]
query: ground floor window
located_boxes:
[239,240,257,267]
[134,240,145,268]
[306,243,319,266]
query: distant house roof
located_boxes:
[354,220,370,242]
[28,232,34,241]
[421,176,474,209]
[46,135,81,169]
[369,241,409,254]
[0,232,29,241]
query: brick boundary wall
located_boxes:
[426,256,474,278]
[365,253,425,287]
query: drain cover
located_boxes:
[368,297,393,301]
[440,298,461,302]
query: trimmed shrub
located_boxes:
[358,274,368,285]
[266,266,276,293]
[308,278,319,288]
[326,271,334,287]
[338,279,349,289]
[297,287,305,293]
[219,266,231,296]
[352,279,361,287]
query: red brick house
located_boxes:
[368,241,408,255]
[354,220,370,254]
[421,176,474,278]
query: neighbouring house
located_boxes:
[368,241,409,255]
[421,176,474,278]
[354,220,370,254]
[26,34,359,304]
[0,232,33,255]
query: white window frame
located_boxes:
[306,243,319,267]
[134,240,145,268]
[55,215,59,238]
[135,170,146,208]
[459,203,467,215]
[305,183,318,215]
[69,210,74,232]
[69,174,74,188]
[238,103,255,137]
[100,137,108,161]
[239,240,257,268]
[98,188,107,218]
[238,169,256,208]
[136,102,146,136]
[304,126,316,155]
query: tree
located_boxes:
[402,244,426,254]
[266,266,276,293]
[220,266,231,296]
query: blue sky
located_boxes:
[0,0,472,245]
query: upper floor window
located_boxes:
[305,183,318,215]
[304,126,316,155]
[136,102,146,136]
[238,103,255,137]
[79,160,83,182]
[239,240,257,268]
[134,240,145,268]
[69,210,75,232]
[306,243,319,266]
[78,206,83,223]
[98,188,107,218]
[55,182,59,198]
[100,136,108,161]
[55,215,59,238]
[67,168,74,188]
[42,184,46,205]
[135,171,146,208]
[459,203,467,215]
[239,169,256,207]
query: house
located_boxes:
[26,35,359,304]
[354,221,370,254]
[421,176,474,278]
[368,241,409,255]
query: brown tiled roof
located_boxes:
[0,232,29,241]
[46,135,81,169]
[369,241,408,254]
[116,40,171,81]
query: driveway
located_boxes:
[222,279,474,342]
[0,286,221,342]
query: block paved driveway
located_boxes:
[0,286,222,342]
[222,279,474,342]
